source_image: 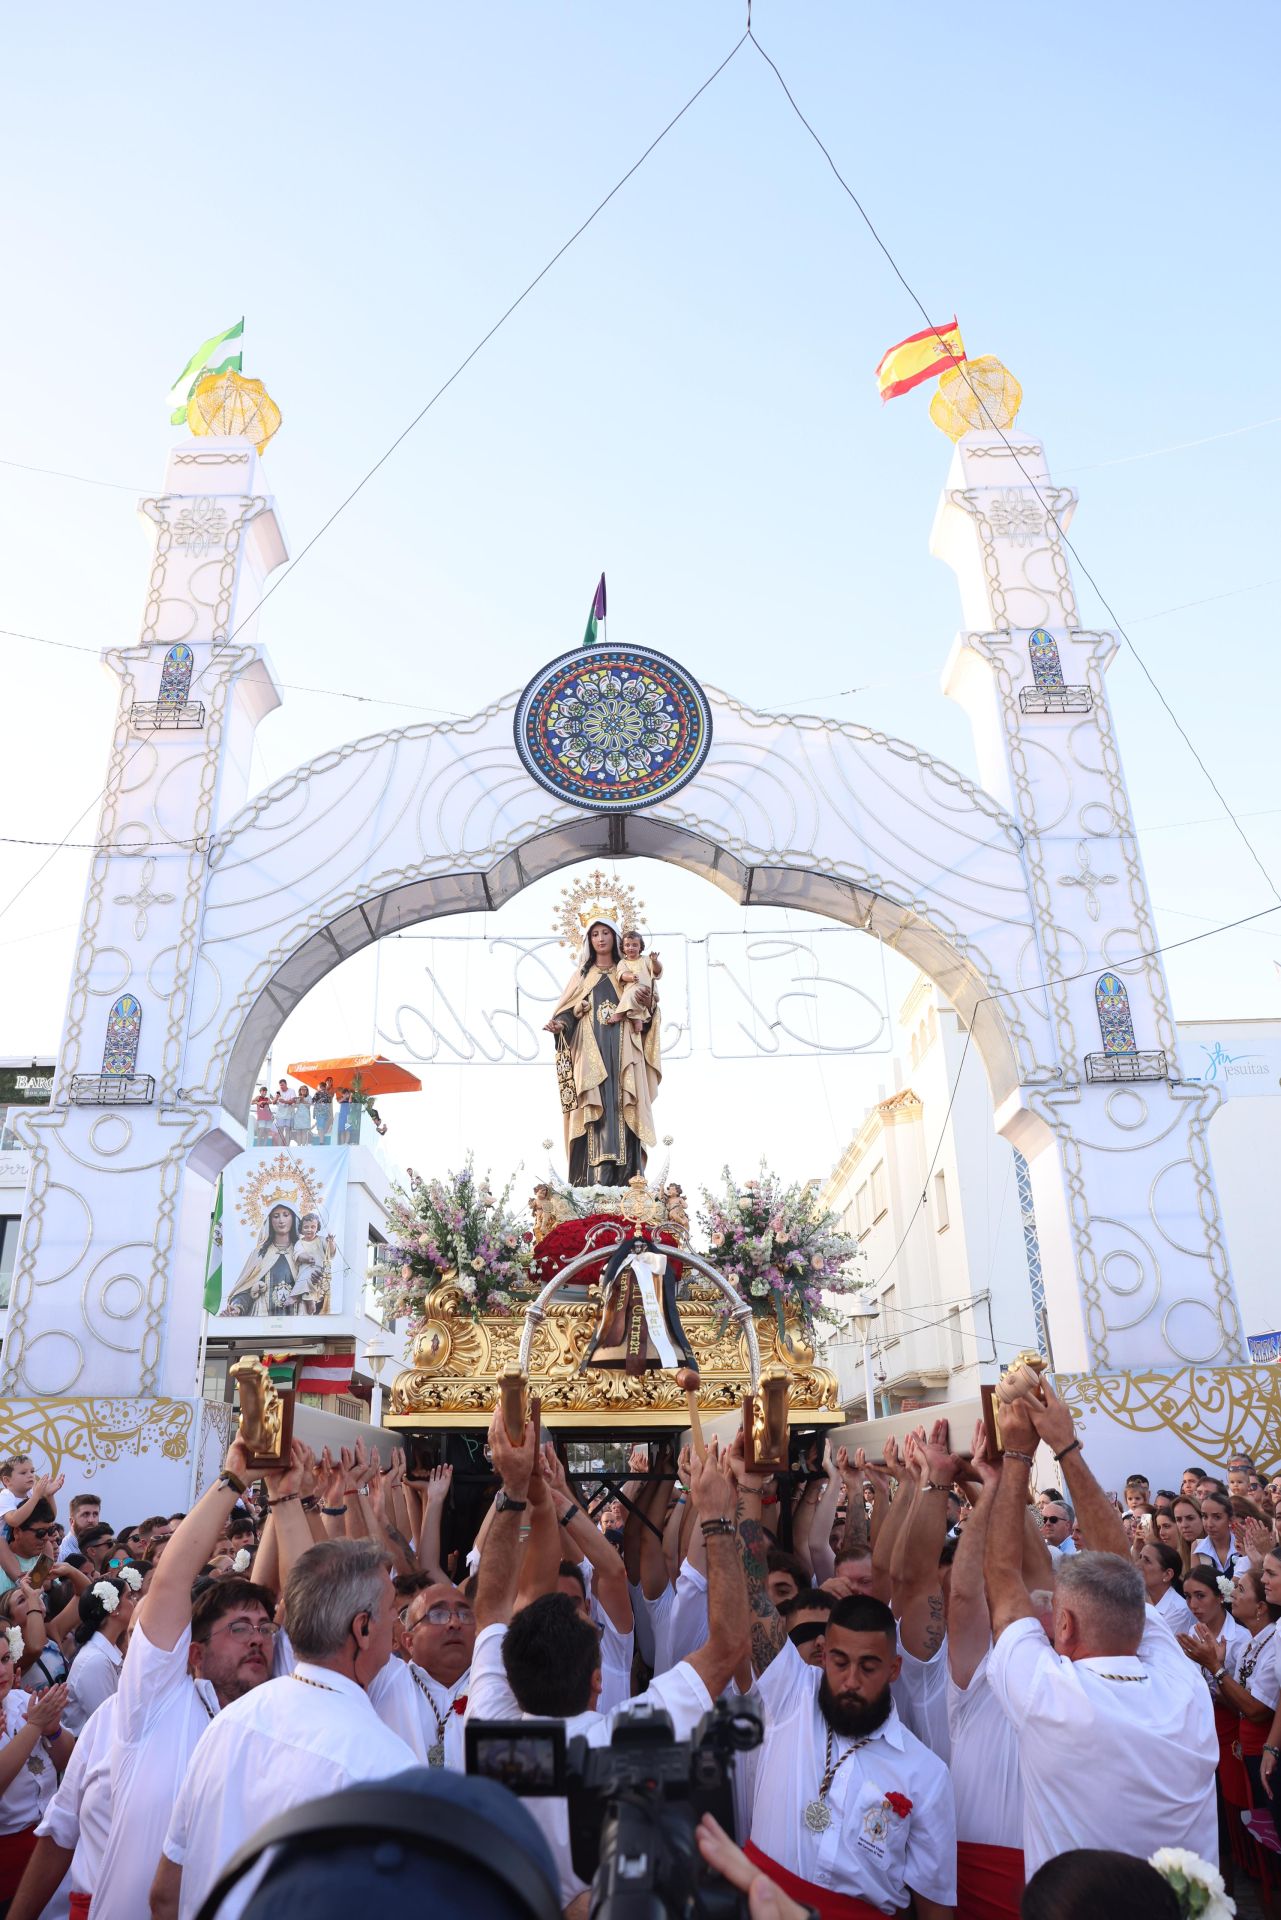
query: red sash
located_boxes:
[1239,1716,1270,1758]
[68,1895,92,1919]
[743,1840,886,1920]
[0,1824,38,1900]
[955,1840,1024,1920]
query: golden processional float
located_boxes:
[374,870,851,1546]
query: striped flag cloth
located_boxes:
[202,1175,224,1314]
[168,318,244,424]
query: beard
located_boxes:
[818,1673,893,1739]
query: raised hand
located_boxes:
[689,1439,736,1523]
[628,1444,649,1474]
[425,1463,453,1508]
[727,1426,769,1494]
[923,1417,965,1488]
[882,1435,904,1482]
[488,1403,538,1498]
[264,1439,307,1501]
[25,1683,69,1734]
[970,1419,1000,1489]
[997,1392,1038,1457]
[1027,1378,1075,1458]
[540,1443,571,1501]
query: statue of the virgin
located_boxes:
[544,919,661,1187]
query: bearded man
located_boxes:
[733,1437,955,1920]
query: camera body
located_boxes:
[467,1694,763,1919]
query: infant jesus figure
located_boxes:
[604,928,663,1029]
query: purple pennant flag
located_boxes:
[594,574,607,622]
[583,572,607,646]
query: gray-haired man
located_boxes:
[151,1538,416,1919]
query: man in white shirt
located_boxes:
[380,1579,475,1768]
[466,1407,750,1909]
[91,1442,276,1920]
[1040,1499,1077,1555]
[152,1537,417,1919]
[733,1432,955,1919]
[983,1381,1218,1877]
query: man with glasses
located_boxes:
[83,1443,277,1920]
[384,1581,476,1769]
[1040,1499,1076,1555]
[0,1500,64,1594]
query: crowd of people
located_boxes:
[249,1078,386,1149]
[0,1392,1277,1919]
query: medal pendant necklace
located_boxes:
[804,1726,864,1833]
[410,1665,448,1766]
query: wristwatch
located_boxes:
[494,1490,528,1514]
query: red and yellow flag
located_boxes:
[875,318,966,401]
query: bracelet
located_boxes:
[760,1493,779,1507]
[218,1470,247,1496]
[320,1504,348,1517]
[921,1482,947,1494]
[301,1495,319,1512]
[700,1519,735,1537]
[1054,1440,1082,1463]
[560,1504,580,1528]
[1264,1744,1281,1758]
[267,1492,299,1507]
[1003,1449,1035,1467]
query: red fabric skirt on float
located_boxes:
[743,1841,884,1920]
[955,1839,1024,1919]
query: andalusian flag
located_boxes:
[202,1174,224,1314]
[168,318,244,424]
[875,318,965,401]
[582,573,607,647]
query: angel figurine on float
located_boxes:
[544,919,661,1188]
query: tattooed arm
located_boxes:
[895,1422,959,1663]
[730,1430,787,1675]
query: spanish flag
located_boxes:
[875,318,966,402]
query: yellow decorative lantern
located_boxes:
[186,368,282,456]
[929,354,1022,442]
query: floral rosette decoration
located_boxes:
[698,1163,866,1345]
[377,1157,535,1328]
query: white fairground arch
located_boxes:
[0,428,1245,1413]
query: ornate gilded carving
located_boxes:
[1057,1367,1281,1477]
[389,1279,840,1424]
[0,1397,194,1474]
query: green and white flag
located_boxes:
[203,1173,224,1314]
[168,318,244,424]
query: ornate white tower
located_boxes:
[0,440,285,1400]
[932,404,1242,1373]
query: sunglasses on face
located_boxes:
[27,1525,61,1541]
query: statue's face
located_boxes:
[269,1206,294,1237]
[622,934,643,958]
[589,922,615,958]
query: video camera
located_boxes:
[466,1694,764,1920]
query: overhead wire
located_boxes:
[0,28,750,929]
[746,26,1281,911]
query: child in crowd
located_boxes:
[252,1086,273,1144]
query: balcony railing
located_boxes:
[69,1074,155,1105]
[130,701,206,730]
[1084,1050,1167,1085]
[1019,686,1092,715]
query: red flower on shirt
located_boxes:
[884,1793,913,1820]
[452,1695,468,1715]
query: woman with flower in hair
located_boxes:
[1181,1562,1278,1816]
[62,1575,136,1736]
[1180,1564,1251,1803]
[0,1623,72,1910]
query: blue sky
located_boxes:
[1,1,1278,1197]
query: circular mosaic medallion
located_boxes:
[514,646,712,812]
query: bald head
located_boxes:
[403,1579,475,1686]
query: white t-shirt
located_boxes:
[987,1605,1218,1876]
[91,1620,221,1920]
[37,1694,118,1909]
[947,1648,1023,1850]
[748,1639,956,1911]
[892,1638,951,1762]
[0,1690,59,1835]
[466,1620,714,1906]
[1230,1623,1279,1711]
[163,1662,417,1920]
[643,1581,678,1675]
[371,1656,471,1770]
[63,1632,123,1735]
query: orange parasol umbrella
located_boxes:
[285,1054,422,1097]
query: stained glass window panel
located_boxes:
[102,994,142,1075]
[1095,973,1136,1055]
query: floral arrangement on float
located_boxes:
[377,1157,535,1327]
[698,1163,865,1343]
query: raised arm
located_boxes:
[806,1442,842,1586]
[684,1441,750,1698]
[638,1448,673,1601]
[513,1466,560,1613]
[983,1397,1039,1636]
[5,1474,64,1536]
[413,1465,453,1583]
[730,1429,787,1676]
[948,1423,999,1688]
[1028,1382,1127,1557]
[895,1422,959,1661]
[258,1444,317,1596]
[544,1447,633,1633]
[475,1407,539,1630]
[835,1448,869,1553]
[135,1440,253,1652]
[871,1435,915,1596]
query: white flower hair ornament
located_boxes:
[232,1549,252,1573]
[5,1625,23,1663]
[90,1581,120,1615]
[1148,1847,1236,1920]
[117,1566,143,1593]
[1216,1575,1234,1602]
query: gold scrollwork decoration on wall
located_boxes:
[0,1397,195,1475]
[1057,1368,1281,1478]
